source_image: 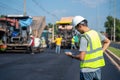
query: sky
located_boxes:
[0,0,120,32]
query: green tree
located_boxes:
[48,23,53,28]
[104,16,120,41]
[115,19,120,41]
[47,23,58,35]
[53,24,58,35]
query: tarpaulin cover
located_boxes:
[19,18,32,27]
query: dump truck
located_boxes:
[0,15,46,53]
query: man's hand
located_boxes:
[65,52,72,56]
[65,51,86,60]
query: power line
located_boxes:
[31,0,59,21]
[109,0,112,16]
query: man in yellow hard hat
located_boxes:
[65,16,110,80]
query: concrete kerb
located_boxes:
[105,49,120,71]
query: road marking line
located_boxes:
[105,52,120,71]
[107,49,120,61]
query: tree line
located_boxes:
[104,16,120,41]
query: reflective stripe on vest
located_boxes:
[80,30,105,68]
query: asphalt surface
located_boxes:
[0,48,120,80]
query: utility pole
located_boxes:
[23,0,26,16]
[113,0,116,42]
[96,5,99,29]
[52,24,54,42]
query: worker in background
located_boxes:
[54,34,62,54]
[71,37,77,50]
[0,33,7,52]
[73,34,79,48]
[34,36,40,51]
[41,37,47,48]
[65,16,110,80]
[28,34,34,54]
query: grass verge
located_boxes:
[108,47,120,58]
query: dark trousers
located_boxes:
[29,46,34,53]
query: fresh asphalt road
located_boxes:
[0,49,120,80]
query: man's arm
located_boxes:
[65,36,87,60]
[28,39,33,46]
[98,32,111,52]
[102,37,111,52]
[65,51,86,60]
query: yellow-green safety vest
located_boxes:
[71,38,75,44]
[80,30,105,68]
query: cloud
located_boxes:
[73,0,107,8]
[51,9,67,16]
[50,9,68,19]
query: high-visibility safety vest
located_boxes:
[71,38,75,44]
[80,30,105,68]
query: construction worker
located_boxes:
[28,34,34,54]
[65,16,110,80]
[54,34,62,54]
[71,37,77,49]
[0,34,7,52]
[73,34,79,48]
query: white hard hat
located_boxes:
[72,16,85,27]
